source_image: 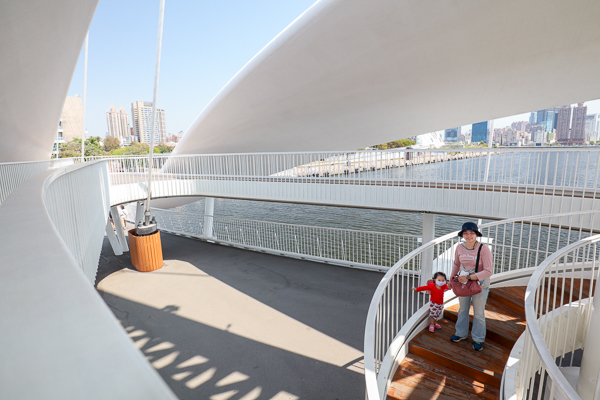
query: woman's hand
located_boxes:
[457,275,469,284]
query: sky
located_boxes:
[68,0,600,140]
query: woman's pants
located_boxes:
[454,286,489,342]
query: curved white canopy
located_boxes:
[0,0,98,163]
[176,0,600,155]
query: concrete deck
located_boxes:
[96,229,383,400]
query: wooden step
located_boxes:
[387,354,500,400]
[488,286,526,315]
[409,319,508,388]
[444,297,526,348]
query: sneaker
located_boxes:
[473,342,484,351]
[450,334,467,342]
[434,323,442,329]
[428,325,435,333]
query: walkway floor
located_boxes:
[95,229,383,400]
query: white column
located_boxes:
[105,217,123,256]
[576,292,600,399]
[421,213,436,285]
[111,206,129,252]
[203,197,215,238]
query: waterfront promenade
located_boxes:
[96,228,385,400]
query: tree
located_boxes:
[371,139,416,149]
[110,142,151,156]
[103,136,121,152]
[58,136,108,158]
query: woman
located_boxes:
[450,222,493,351]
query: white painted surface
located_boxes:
[177,0,600,155]
[0,170,176,399]
[0,0,98,162]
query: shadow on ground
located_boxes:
[95,230,406,399]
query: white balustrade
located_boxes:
[152,208,420,271]
[518,235,600,400]
[0,158,73,205]
[43,160,111,283]
[87,149,600,221]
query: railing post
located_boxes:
[111,205,129,252]
[105,217,123,256]
[576,291,600,399]
[203,197,215,238]
[421,213,436,285]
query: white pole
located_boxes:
[80,33,89,163]
[479,120,495,226]
[144,0,165,226]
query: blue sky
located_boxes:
[68,0,316,137]
[69,0,600,140]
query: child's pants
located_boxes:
[429,302,443,319]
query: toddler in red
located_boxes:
[413,272,451,333]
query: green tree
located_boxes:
[110,142,151,155]
[103,136,121,152]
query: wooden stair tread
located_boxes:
[445,297,526,342]
[410,319,509,378]
[388,354,500,400]
[387,286,530,399]
[489,286,526,314]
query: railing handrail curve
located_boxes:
[522,235,600,400]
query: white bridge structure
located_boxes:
[3,149,600,399]
[4,0,600,398]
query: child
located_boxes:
[413,272,451,333]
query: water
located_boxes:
[174,150,600,238]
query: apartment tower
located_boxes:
[131,101,167,144]
[570,103,587,144]
[106,106,132,145]
[556,105,572,144]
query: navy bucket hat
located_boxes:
[458,222,483,237]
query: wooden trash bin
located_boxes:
[128,229,163,272]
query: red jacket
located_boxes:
[415,280,449,304]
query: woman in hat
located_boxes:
[449,222,493,351]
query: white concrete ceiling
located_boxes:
[0,0,98,163]
[176,0,600,155]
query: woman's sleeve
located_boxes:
[474,245,493,280]
[450,246,460,280]
[415,285,429,292]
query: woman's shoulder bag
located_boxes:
[452,243,483,297]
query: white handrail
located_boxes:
[519,235,600,400]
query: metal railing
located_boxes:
[86,149,600,220]
[364,210,600,400]
[87,147,600,187]
[0,158,73,205]
[152,208,420,271]
[518,235,600,400]
[42,161,111,283]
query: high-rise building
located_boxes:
[444,127,461,142]
[556,105,572,144]
[471,121,489,143]
[131,101,167,144]
[529,112,537,124]
[570,103,587,144]
[585,114,600,142]
[60,96,84,142]
[106,106,132,145]
[531,125,545,144]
